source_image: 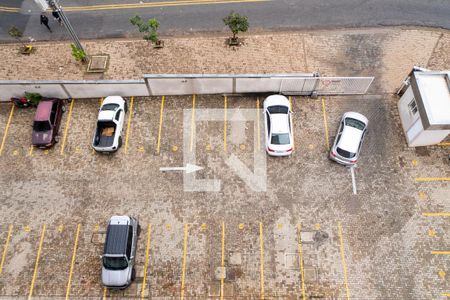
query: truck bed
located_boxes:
[94,121,116,148]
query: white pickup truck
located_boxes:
[92,96,127,153]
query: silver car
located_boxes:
[101,216,139,289]
[329,112,368,166]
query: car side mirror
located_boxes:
[99,255,103,259]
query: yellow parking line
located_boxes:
[28,145,34,157]
[65,224,81,300]
[321,97,330,151]
[60,99,75,155]
[28,224,46,300]
[180,224,188,300]
[224,96,227,152]
[256,97,261,149]
[190,95,196,152]
[141,224,151,300]
[443,293,450,297]
[0,224,13,275]
[0,104,15,156]
[415,177,450,181]
[422,212,450,217]
[220,222,225,300]
[124,96,134,154]
[438,142,450,146]
[64,0,268,12]
[156,96,165,154]
[432,251,450,255]
[103,287,107,299]
[338,222,350,300]
[297,224,306,300]
[259,222,265,300]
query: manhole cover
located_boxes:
[86,54,109,73]
[415,146,430,156]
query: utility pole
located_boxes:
[45,0,86,54]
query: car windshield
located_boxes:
[337,147,356,158]
[101,104,119,111]
[271,133,290,145]
[267,105,289,114]
[33,121,51,132]
[345,118,365,130]
[103,256,128,270]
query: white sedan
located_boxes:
[92,96,127,153]
[329,112,368,165]
[263,95,294,156]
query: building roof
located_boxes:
[411,71,450,130]
[104,224,129,255]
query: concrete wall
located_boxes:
[0,74,374,101]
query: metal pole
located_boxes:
[46,0,86,53]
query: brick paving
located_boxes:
[0,27,449,92]
[0,27,449,299]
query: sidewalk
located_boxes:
[0,27,449,93]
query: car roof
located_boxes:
[270,114,289,133]
[338,126,363,153]
[98,110,116,121]
[35,100,54,121]
[104,218,131,255]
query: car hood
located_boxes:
[338,126,363,153]
[102,266,130,287]
[32,130,53,145]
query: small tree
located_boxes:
[8,26,33,53]
[223,12,249,44]
[130,16,162,47]
[70,44,87,63]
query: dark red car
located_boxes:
[32,99,65,148]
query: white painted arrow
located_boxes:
[160,163,203,174]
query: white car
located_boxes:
[92,96,127,153]
[263,95,294,156]
[329,112,368,165]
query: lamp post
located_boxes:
[45,0,86,55]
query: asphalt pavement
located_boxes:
[0,0,450,42]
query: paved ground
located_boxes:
[0,27,449,94]
[0,92,449,299]
[0,27,449,299]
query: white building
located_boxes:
[397,68,450,147]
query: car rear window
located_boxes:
[345,118,365,130]
[271,133,290,145]
[337,147,356,158]
[33,120,51,132]
[101,104,119,111]
[267,105,288,114]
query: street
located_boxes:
[1,0,450,41]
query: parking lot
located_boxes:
[0,94,449,299]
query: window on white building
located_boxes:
[408,98,418,115]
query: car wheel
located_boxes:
[54,136,60,143]
[131,268,136,281]
[124,102,128,114]
[118,136,123,148]
[61,105,66,113]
